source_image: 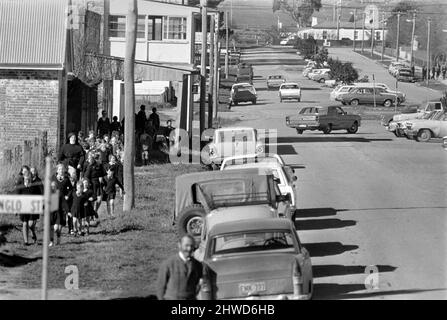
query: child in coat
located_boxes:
[70,182,86,236]
[81,179,96,236]
[101,168,125,217]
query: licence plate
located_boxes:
[298,124,307,128]
[239,282,266,295]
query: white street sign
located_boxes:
[0,193,59,215]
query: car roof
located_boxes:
[281,82,300,86]
[215,127,256,132]
[221,153,284,166]
[232,83,252,88]
[209,218,294,238]
[223,161,283,171]
[206,205,277,232]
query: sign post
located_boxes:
[41,157,52,300]
[0,157,56,300]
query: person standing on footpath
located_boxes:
[97,110,111,138]
[422,65,427,80]
[156,235,204,300]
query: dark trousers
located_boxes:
[67,214,73,231]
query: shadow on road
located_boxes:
[303,242,358,257]
[313,264,397,278]
[295,208,337,218]
[276,145,298,155]
[0,253,40,268]
[314,286,447,300]
[296,218,356,231]
[276,137,393,143]
[111,295,158,300]
[312,283,366,300]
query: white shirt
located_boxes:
[179,252,191,262]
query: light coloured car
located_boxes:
[353,82,406,98]
[221,153,286,168]
[388,61,408,75]
[229,83,257,106]
[306,68,330,79]
[222,160,299,219]
[267,75,286,89]
[405,111,447,142]
[338,87,404,107]
[310,69,331,83]
[330,85,356,101]
[198,218,313,300]
[206,127,264,168]
[279,83,301,102]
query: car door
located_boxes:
[326,107,337,127]
[361,88,374,104]
[335,106,349,128]
[294,232,313,295]
[439,114,447,137]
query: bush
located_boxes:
[327,58,359,84]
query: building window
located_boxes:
[109,15,146,38]
[148,16,163,40]
[163,17,187,40]
[354,30,358,40]
[322,30,328,40]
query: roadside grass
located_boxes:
[1,163,203,298]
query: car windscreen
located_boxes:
[212,231,296,256]
[399,70,412,76]
[235,87,255,94]
[282,84,299,89]
[218,130,255,143]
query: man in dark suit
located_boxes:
[157,234,203,300]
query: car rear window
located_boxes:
[282,84,299,89]
[212,231,295,255]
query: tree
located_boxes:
[294,36,317,59]
[123,0,137,212]
[273,0,322,27]
[327,58,359,84]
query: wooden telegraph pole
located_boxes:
[353,9,357,51]
[361,12,365,54]
[213,12,219,121]
[123,0,137,211]
[208,13,215,128]
[396,12,401,61]
[426,18,431,86]
[200,0,207,137]
[410,11,416,68]
[225,11,229,79]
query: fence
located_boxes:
[1,131,48,177]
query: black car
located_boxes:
[229,84,257,107]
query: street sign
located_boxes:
[0,193,59,215]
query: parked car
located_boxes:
[382,100,445,135]
[267,75,286,89]
[395,68,415,82]
[286,105,361,134]
[229,83,257,106]
[198,218,313,300]
[222,160,299,220]
[279,83,301,102]
[174,169,292,237]
[388,61,408,75]
[394,110,441,138]
[205,127,264,168]
[353,82,405,98]
[306,68,330,79]
[221,153,286,168]
[330,85,356,101]
[310,69,331,83]
[337,87,404,107]
[405,111,447,142]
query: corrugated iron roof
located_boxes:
[0,0,69,69]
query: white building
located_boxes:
[297,20,387,42]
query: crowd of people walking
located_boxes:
[421,63,447,81]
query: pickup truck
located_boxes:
[382,100,445,136]
[286,105,361,134]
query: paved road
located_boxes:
[327,47,441,105]
[230,47,447,299]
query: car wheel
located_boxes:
[341,101,347,105]
[393,130,399,137]
[417,129,432,142]
[347,121,359,134]
[297,97,301,102]
[383,99,393,108]
[350,99,359,106]
[296,129,303,134]
[319,78,325,83]
[234,101,238,106]
[323,124,332,134]
[252,100,257,105]
[177,205,206,237]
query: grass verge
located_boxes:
[0,163,203,299]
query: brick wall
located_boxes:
[0,70,62,158]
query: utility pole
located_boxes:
[371,23,374,58]
[426,17,431,86]
[200,0,207,137]
[213,13,219,121]
[361,12,365,53]
[381,12,385,61]
[123,0,137,212]
[208,13,215,129]
[410,11,416,68]
[225,11,229,79]
[353,9,357,51]
[337,13,341,41]
[396,12,401,61]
